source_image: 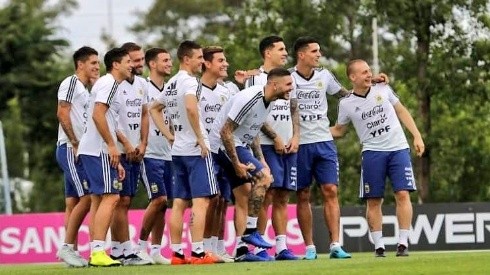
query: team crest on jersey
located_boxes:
[364,183,370,194]
[138,89,143,96]
[375,95,383,104]
[82,180,89,190]
[220,95,227,103]
[151,183,158,193]
[316,81,324,89]
[113,179,122,191]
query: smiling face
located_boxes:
[271,75,294,100]
[79,54,100,81]
[205,51,229,79]
[128,49,145,76]
[348,60,373,90]
[266,41,288,67]
[187,48,204,75]
[117,54,133,80]
[298,42,321,68]
[153,52,173,77]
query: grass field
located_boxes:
[2,251,490,275]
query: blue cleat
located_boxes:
[235,252,268,262]
[303,247,317,260]
[256,250,274,261]
[330,246,351,259]
[241,231,272,249]
[275,249,298,261]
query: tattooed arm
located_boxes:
[57,101,78,147]
[261,122,285,154]
[220,118,251,179]
[286,98,300,153]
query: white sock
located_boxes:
[138,240,148,252]
[210,236,219,254]
[399,229,409,247]
[217,240,226,254]
[203,238,212,252]
[370,231,385,249]
[171,243,183,255]
[111,241,122,257]
[246,216,258,229]
[122,240,133,257]
[63,243,75,249]
[192,241,204,254]
[329,242,341,251]
[275,235,287,252]
[150,244,161,256]
[91,240,105,253]
[306,244,316,251]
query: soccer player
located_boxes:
[56,46,99,267]
[199,46,234,263]
[77,47,132,267]
[291,36,388,260]
[244,35,299,261]
[135,47,174,264]
[149,40,218,265]
[109,42,151,266]
[209,67,293,262]
[330,59,424,257]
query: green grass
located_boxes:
[2,251,490,275]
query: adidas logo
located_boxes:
[201,97,207,102]
[355,107,361,112]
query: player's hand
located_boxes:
[117,163,126,181]
[72,143,79,163]
[108,144,120,168]
[285,135,299,154]
[234,69,261,84]
[135,143,146,162]
[165,134,175,146]
[273,136,286,155]
[196,138,209,158]
[413,136,425,157]
[123,142,137,162]
[372,73,390,84]
[234,162,254,179]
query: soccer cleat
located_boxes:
[217,252,235,263]
[396,244,409,257]
[89,251,122,267]
[57,245,87,267]
[235,252,268,262]
[375,247,386,257]
[256,250,275,261]
[189,252,216,264]
[134,250,155,264]
[151,253,171,265]
[122,252,153,266]
[303,247,317,260]
[275,249,299,261]
[330,246,351,259]
[171,253,189,265]
[74,250,89,266]
[241,231,272,249]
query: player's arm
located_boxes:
[335,87,351,98]
[136,103,149,160]
[220,118,250,179]
[330,124,349,138]
[394,102,425,157]
[372,73,390,84]
[287,98,300,153]
[185,94,208,158]
[261,122,285,154]
[93,102,120,168]
[149,101,174,144]
[57,100,79,148]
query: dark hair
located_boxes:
[259,35,284,58]
[73,46,98,69]
[145,47,169,67]
[121,42,142,53]
[177,40,201,62]
[202,46,224,71]
[267,67,291,80]
[346,59,366,77]
[293,36,319,58]
[104,47,129,72]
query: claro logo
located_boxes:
[340,213,490,245]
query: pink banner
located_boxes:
[0,205,304,264]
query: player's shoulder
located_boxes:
[338,91,354,104]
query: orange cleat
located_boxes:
[170,253,189,265]
[189,252,216,265]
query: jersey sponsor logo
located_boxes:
[296,90,321,99]
[300,114,323,121]
[204,103,222,112]
[369,125,391,138]
[165,82,177,96]
[361,105,384,120]
[272,114,290,121]
[167,99,177,108]
[366,114,387,129]
[271,103,289,111]
[127,112,141,118]
[298,101,321,111]
[126,99,142,107]
[250,123,261,131]
[128,123,140,131]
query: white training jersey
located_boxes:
[245,67,295,145]
[145,79,172,161]
[223,81,240,97]
[290,67,342,144]
[209,85,272,153]
[115,76,148,153]
[78,73,121,156]
[155,70,209,156]
[337,83,409,152]
[200,83,231,135]
[57,75,90,147]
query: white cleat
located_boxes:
[57,245,87,267]
[218,252,235,263]
[123,252,153,266]
[151,253,171,265]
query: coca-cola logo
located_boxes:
[361,105,383,120]
[297,90,320,99]
[204,103,221,112]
